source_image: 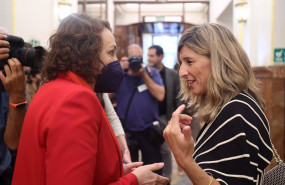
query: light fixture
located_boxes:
[235,0,248,23]
[157,0,168,2]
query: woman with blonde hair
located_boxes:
[163,23,273,185]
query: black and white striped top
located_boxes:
[193,92,273,185]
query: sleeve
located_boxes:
[196,116,256,184]
[173,70,182,109]
[194,101,272,185]
[103,93,125,137]
[109,173,138,185]
[45,90,101,185]
[0,91,9,124]
[151,67,164,86]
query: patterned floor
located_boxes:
[171,155,193,185]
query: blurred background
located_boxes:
[1,0,284,67]
[0,0,284,180]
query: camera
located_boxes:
[0,35,45,69]
[128,55,143,72]
[0,35,45,91]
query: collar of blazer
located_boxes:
[65,71,93,92]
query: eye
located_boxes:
[109,50,115,56]
[186,60,193,65]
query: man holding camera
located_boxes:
[0,29,26,185]
[116,44,165,174]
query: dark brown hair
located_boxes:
[41,13,111,84]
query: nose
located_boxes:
[179,63,188,78]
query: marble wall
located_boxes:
[253,65,285,170]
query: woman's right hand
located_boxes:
[132,163,169,185]
[163,104,195,167]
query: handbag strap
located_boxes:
[270,139,283,165]
[123,71,150,127]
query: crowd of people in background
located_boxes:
[0,13,273,185]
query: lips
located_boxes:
[186,80,196,87]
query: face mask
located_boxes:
[95,60,124,93]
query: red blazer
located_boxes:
[12,73,138,185]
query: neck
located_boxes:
[156,63,164,72]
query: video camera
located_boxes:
[0,35,45,91]
[128,55,143,72]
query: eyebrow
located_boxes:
[110,45,117,51]
[182,56,195,61]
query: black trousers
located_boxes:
[0,150,17,185]
[128,130,163,175]
[0,166,13,185]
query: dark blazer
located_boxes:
[164,66,181,120]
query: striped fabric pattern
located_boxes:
[193,92,273,185]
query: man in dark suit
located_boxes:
[147,45,180,183]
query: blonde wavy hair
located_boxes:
[178,23,264,123]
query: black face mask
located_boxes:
[94,60,124,93]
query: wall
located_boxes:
[216,1,233,31]
[211,0,274,67]
[116,11,207,26]
[184,11,208,25]
[210,0,232,23]
[107,0,115,30]
[273,0,285,54]
[0,0,78,48]
[244,0,271,66]
[0,0,13,33]
[253,65,285,169]
[14,0,56,48]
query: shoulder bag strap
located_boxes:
[270,139,283,165]
[123,87,137,128]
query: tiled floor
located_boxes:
[171,155,192,185]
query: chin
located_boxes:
[192,90,202,96]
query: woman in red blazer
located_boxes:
[12,13,168,185]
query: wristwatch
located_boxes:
[9,100,27,109]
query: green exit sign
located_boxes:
[30,39,40,47]
[274,48,285,64]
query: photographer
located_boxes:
[116,44,165,174]
[0,29,26,185]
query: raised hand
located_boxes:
[0,58,26,102]
[163,104,195,167]
[0,34,9,60]
[124,162,143,175]
[132,163,169,185]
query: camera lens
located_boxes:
[128,55,142,72]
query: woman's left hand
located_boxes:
[163,104,195,167]
[123,162,143,175]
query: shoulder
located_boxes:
[214,92,269,134]
[220,93,263,117]
[42,79,101,112]
[164,67,179,82]
[149,66,159,75]
[165,66,178,74]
